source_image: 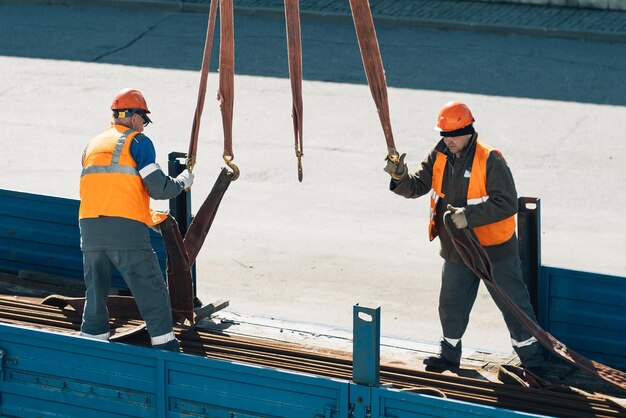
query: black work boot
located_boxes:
[423,355,460,372]
[153,338,181,352]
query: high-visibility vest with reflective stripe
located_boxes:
[79,124,167,227]
[428,139,516,246]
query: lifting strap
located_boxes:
[186,0,218,172]
[218,0,239,179]
[162,167,233,324]
[349,0,398,160]
[160,215,194,323]
[184,168,232,265]
[185,0,237,261]
[285,0,304,181]
[443,212,626,392]
[164,0,238,324]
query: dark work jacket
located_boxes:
[390,134,519,264]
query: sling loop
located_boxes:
[162,169,233,325]
[349,0,398,161]
[218,0,239,181]
[443,211,626,392]
[164,0,238,323]
[285,0,304,182]
[186,0,218,173]
[184,168,232,266]
[160,215,195,323]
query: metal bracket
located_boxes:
[518,197,541,318]
[349,383,373,418]
[168,152,193,238]
[352,305,380,386]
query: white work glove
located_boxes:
[447,204,468,229]
[176,169,194,189]
[383,153,408,181]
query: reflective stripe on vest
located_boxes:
[427,153,447,241]
[428,139,515,246]
[79,125,167,227]
[82,165,139,176]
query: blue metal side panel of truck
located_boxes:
[373,388,546,417]
[538,266,626,370]
[0,323,350,418]
[0,323,545,418]
[166,358,350,417]
[0,189,166,289]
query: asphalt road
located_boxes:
[1,2,625,354]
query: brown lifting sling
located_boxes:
[186,0,218,174]
[349,0,399,161]
[443,212,626,392]
[162,0,238,324]
[285,0,304,181]
[131,0,302,325]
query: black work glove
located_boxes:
[383,153,407,181]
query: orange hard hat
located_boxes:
[111,88,150,113]
[435,101,474,133]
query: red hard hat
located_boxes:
[435,101,474,132]
[111,88,150,113]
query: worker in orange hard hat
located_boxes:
[78,88,194,352]
[384,101,545,374]
[110,88,153,126]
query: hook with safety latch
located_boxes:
[223,154,239,181]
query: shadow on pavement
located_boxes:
[1,3,625,106]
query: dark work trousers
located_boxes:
[438,255,544,367]
[81,249,176,347]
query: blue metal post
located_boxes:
[517,197,541,318]
[352,305,380,387]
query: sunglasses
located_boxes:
[134,110,152,127]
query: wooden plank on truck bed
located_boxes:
[194,299,229,322]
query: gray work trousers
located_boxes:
[438,256,544,367]
[81,249,174,343]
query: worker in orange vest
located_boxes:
[384,101,544,373]
[78,88,194,351]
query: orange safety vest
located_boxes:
[428,139,515,246]
[79,124,168,227]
